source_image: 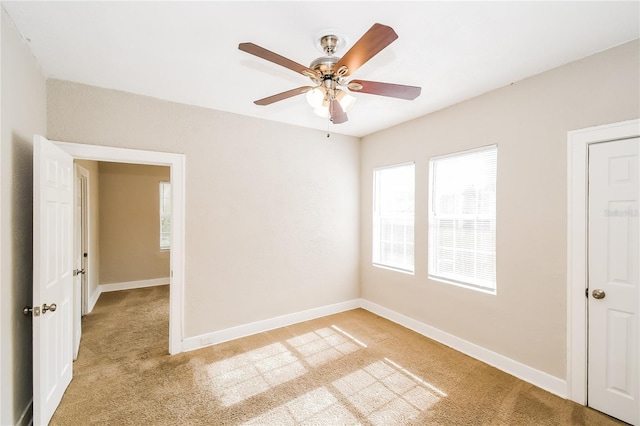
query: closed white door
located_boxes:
[588,137,639,425]
[33,136,74,425]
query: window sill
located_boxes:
[428,274,496,295]
[373,263,415,275]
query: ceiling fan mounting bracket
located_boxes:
[320,34,339,55]
[313,29,346,55]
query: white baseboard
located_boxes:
[88,286,101,313]
[99,277,170,293]
[16,399,32,426]
[182,299,362,352]
[88,278,169,312]
[359,299,568,398]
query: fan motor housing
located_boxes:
[310,56,338,76]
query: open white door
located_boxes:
[588,137,639,425]
[73,164,88,359]
[33,135,74,425]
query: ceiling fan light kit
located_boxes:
[238,23,422,125]
[306,87,356,118]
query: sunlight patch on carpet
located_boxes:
[331,325,368,348]
[384,357,447,397]
[242,387,359,425]
[286,326,363,368]
[206,342,307,406]
[206,325,368,408]
[332,358,445,425]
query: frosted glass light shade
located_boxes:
[337,91,356,112]
[306,87,326,108]
[309,88,357,118]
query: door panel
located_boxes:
[73,165,82,359]
[33,135,74,425]
[588,138,639,425]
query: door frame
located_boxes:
[566,118,640,404]
[55,141,185,355]
[76,164,89,317]
[73,163,89,359]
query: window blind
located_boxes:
[429,146,497,291]
[373,163,415,273]
[160,182,171,250]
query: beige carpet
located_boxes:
[50,286,623,425]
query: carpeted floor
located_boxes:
[50,285,624,425]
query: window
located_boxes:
[428,146,497,292]
[159,181,171,250]
[373,163,415,273]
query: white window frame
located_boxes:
[372,162,415,274]
[159,181,171,250]
[428,145,497,293]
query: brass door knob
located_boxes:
[592,289,606,300]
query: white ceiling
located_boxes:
[3,1,639,137]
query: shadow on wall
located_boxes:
[10,131,35,422]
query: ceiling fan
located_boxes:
[238,23,421,125]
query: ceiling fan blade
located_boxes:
[254,86,314,106]
[330,99,348,124]
[239,43,318,78]
[349,80,421,100]
[335,23,398,77]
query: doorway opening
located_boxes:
[73,160,172,356]
[56,141,185,355]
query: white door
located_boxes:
[72,164,87,359]
[81,173,89,317]
[33,135,74,426]
[588,137,639,425]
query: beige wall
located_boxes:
[46,80,361,338]
[360,39,640,380]
[75,160,100,299]
[98,162,170,285]
[0,7,47,425]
